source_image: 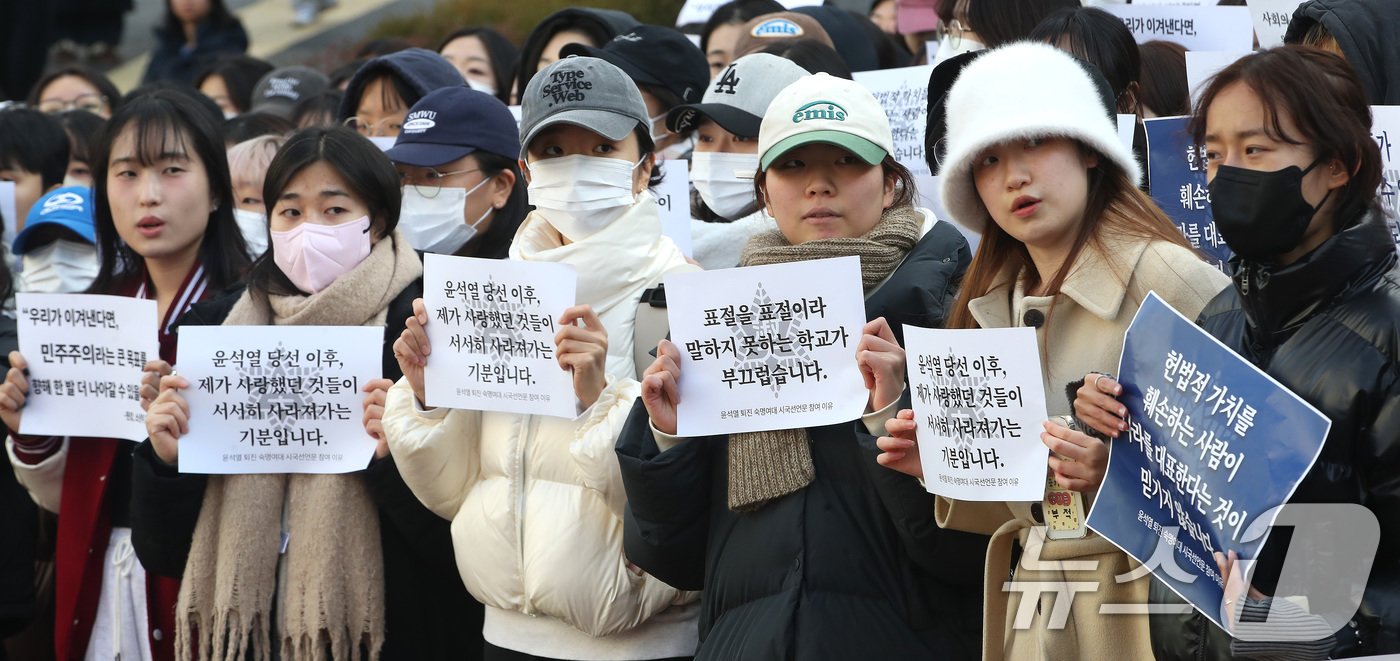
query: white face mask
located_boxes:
[649,113,670,144]
[691,151,759,219]
[17,239,99,294]
[233,208,269,258]
[466,77,496,96]
[368,136,397,152]
[526,154,644,242]
[931,33,985,66]
[399,176,494,254]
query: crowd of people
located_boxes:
[0,0,1398,659]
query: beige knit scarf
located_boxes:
[727,205,923,511]
[176,232,423,661]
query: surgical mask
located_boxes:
[233,208,269,258]
[399,176,494,254]
[1207,159,1331,261]
[466,77,496,96]
[649,113,670,144]
[271,215,373,294]
[691,151,759,219]
[17,239,99,293]
[526,154,645,242]
[368,136,397,152]
[931,33,984,66]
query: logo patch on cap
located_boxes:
[263,76,302,101]
[402,110,437,134]
[41,192,85,215]
[751,18,803,38]
[540,68,594,108]
[792,101,848,123]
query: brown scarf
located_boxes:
[176,233,423,660]
[728,205,923,511]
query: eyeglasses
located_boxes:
[399,167,483,198]
[343,116,404,137]
[38,94,108,115]
[945,19,970,49]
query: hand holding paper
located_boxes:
[857,317,906,414]
[555,305,608,410]
[0,352,30,433]
[391,298,432,405]
[140,359,173,412]
[146,373,189,466]
[1041,420,1108,493]
[1073,371,1128,439]
[640,339,683,436]
[875,408,923,479]
[361,378,394,458]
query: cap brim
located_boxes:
[560,44,664,89]
[13,219,94,254]
[384,142,477,167]
[522,109,640,151]
[667,103,762,137]
[760,130,888,171]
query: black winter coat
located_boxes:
[128,280,485,661]
[1150,210,1400,659]
[616,220,989,660]
[140,19,248,87]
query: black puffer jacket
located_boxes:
[616,218,989,660]
[1150,209,1400,659]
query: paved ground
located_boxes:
[104,0,438,91]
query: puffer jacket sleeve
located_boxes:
[569,376,642,519]
[381,376,484,521]
[130,440,208,578]
[616,398,713,591]
[1358,369,1400,650]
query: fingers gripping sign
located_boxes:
[393,298,432,405]
[146,373,190,466]
[875,408,923,479]
[857,316,906,414]
[1042,419,1109,493]
[555,304,609,410]
[0,352,31,434]
[641,339,683,436]
[140,359,174,413]
[1074,371,1128,439]
[361,378,395,458]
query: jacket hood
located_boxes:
[1285,0,1400,104]
[338,48,464,119]
[515,8,639,101]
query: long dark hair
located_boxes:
[945,145,1193,330]
[159,0,239,37]
[195,55,275,114]
[90,88,250,295]
[1191,46,1382,232]
[1030,8,1142,113]
[968,0,1079,48]
[247,127,402,297]
[437,27,520,106]
[457,151,530,259]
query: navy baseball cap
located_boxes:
[14,186,96,254]
[385,85,522,167]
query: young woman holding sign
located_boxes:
[615,72,983,659]
[134,126,479,658]
[1075,46,1400,660]
[1,87,250,661]
[376,57,698,661]
[872,42,1228,661]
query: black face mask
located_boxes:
[1207,159,1332,261]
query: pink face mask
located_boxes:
[270,215,373,294]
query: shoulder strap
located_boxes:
[634,263,701,382]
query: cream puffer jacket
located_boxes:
[383,198,696,637]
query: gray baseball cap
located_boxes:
[667,53,811,138]
[518,56,649,153]
[251,66,330,118]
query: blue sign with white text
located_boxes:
[1086,293,1329,630]
[1145,116,1233,272]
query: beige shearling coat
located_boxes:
[937,233,1229,661]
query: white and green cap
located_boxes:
[757,73,893,172]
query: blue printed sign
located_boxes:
[1087,293,1330,630]
[1145,116,1232,273]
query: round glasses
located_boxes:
[343,116,404,138]
[398,167,483,198]
[38,94,108,115]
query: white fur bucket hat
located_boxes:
[938,41,1143,231]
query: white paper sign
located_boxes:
[0,181,16,248]
[1117,114,1137,152]
[421,253,577,417]
[665,256,867,436]
[904,325,1049,501]
[1102,5,1254,52]
[1185,51,1250,106]
[655,160,694,257]
[178,325,382,474]
[854,65,934,177]
[1248,0,1304,48]
[16,293,157,442]
[1374,106,1400,248]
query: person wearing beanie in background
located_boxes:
[379,56,700,661]
[387,85,530,260]
[13,186,98,294]
[874,41,1228,661]
[562,25,710,161]
[339,48,464,148]
[666,52,808,269]
[619,71,983,660]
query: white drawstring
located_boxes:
[110,535,136,660]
